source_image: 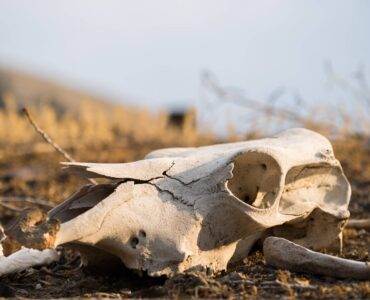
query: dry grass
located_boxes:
[0,95,209,152]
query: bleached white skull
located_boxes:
[48,128,351,276]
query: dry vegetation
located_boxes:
[0,95,206,150]
[0,71,369,298]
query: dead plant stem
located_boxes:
[22,107,97,185]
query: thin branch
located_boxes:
[0,202,22,212]
[200,70,347,134]
[0,196,52,209]
[22,107,97,185]
[22,107,74,162]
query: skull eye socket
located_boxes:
[280,164,349,214]
[227,152,281,209]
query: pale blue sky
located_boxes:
[0,0,369,109]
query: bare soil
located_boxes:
[0,136,369,299]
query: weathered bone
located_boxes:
[347,219,370,229]
[2,208,60,256]
[0,208,60,276]
[264,236,370,280]
[0,248,58,276]
[0,128,352,276]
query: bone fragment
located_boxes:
[263,237,370,280]
[0,248,58,276]
[346,219,370,229]
[2,208,60,256]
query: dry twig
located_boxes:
[22,107,97,185]
[22,107,74,162]
[0,196,52,209]
[0,202,22,212]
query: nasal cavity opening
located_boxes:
[226,152,280,209]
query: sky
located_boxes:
[0,0,369,111]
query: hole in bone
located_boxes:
[227,152,280,208]
[139,230,146,238]
[280,164,349,215]
[130,236,139,249]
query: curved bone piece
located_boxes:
[347,219,370,229]
[1,128,348,276]
[264,237,370,280]
[0,248,58,276]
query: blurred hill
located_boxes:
[0,68,116,115]
[0,68,200,151]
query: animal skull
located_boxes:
[46,128,350,276]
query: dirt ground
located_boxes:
[0,136,369,299]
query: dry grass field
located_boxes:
[0,70,369,299]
